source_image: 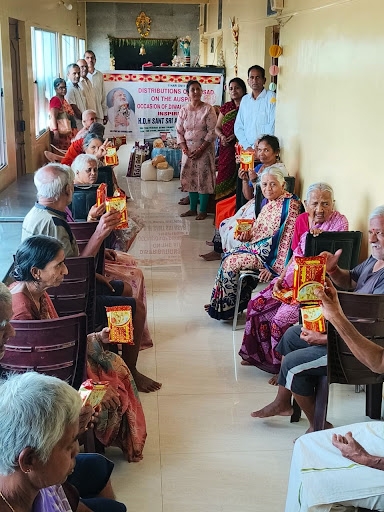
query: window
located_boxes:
[0,48,6,168]
[62,34,77,76]
[78,38,86,60]
[31,28,59,137]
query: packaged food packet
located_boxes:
[105,192,128,229]
[272,287,293,305]
[239,150,254,172]
[234,219,254,238]
[293,255,327,303]
[104,145,119,166]
[79,379,109,408]
[301,304,326,332]
[106,305,134,344]
[96,183,107,207]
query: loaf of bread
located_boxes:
[153,138,165,148]
[156,161,169,169]
[151,155,166,166]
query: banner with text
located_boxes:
[103,70,224,140]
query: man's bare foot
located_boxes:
[199,251,221,261]
[268,374,279,386]
[180,210,197,217]
[251,400,293,418]
[206,240,214,246]
[131,370,162,393]
[240,360,252,366]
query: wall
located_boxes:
[202,0,384,255]
[86,3,200,71]
[0,0,85,192]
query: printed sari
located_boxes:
[49,96,78,150]
[239,210,349,374]
[207,192,302,320]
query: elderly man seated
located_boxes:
[285,276,384,512]
[73,109,97,141]
[21,163,161,392]
[251,205,384,431]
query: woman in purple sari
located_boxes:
[239,183,349,378]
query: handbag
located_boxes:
[56,112,71,135]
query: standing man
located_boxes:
[77,59,97,114]
[84,50,108,125]
[65,63,87,130]
[234,65,276,150]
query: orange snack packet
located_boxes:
[79,379,109,408]
[272,287,293,305]
[106,305,134,344]
[239,150,254,172]
[234,219,254,238]
[105,192,128,229]
[104,145,119,166]
[301,304,326,332]
[293,255,326,303]
[96,183,107,207]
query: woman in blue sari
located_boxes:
[206,166,302,320]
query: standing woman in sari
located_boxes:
[215,78,247,201]
[206,166,302,320]
[49,78,78,151]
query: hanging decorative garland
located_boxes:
[108,36,178,57]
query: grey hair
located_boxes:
[72,154,98,175]
[82,109,96,121]
[0,283,11,309]
[259,165,286,187]
[34,164,74,201]
[66,63,79,74]
[0,372,81,475]
[369,205,384,220]
[306,182,334,203]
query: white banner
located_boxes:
[103,70,224,140]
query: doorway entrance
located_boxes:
[9,18,26,177]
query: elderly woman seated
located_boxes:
[9,235,147,462]
[0,368,128,512]
[206,166,302,321]
[239,183,349,380]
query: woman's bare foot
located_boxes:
[240,360,252,366]
[178,196,190,205]
[268,374,279,386]
[206,240,214,246]
[204,304,210,312]
[131,369,162,393]
[195,212,207,220]
[251,400,293,418]
[180,210,197,217]
[199,251,221,261]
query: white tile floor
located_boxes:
[106,163,371,512]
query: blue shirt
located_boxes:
[234,89,276,149]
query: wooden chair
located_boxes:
[69,221,105,275]
[44,150,63,163]
[2,313,87,390]
[48,256,96,334]
[311,291,384,431]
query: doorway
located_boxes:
[9,18,26,177]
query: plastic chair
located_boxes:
[311,291,384,431]
[69,185,99,221]
[47,256,96,334]
[232,176,298,330]
[50,144,66,155]
[44,150,63,163]
[2,313,87,390]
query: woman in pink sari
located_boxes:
[9,235,146,462]
[239,183,349,377]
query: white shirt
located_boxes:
[234,89,276,149]
[65,82,87,130]
[79,76,97,113]
[87,69,107,121]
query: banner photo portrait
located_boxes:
[103,70,224,140]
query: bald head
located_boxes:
[77,59,88,79]
[82,109,97,128]
[34,164,74,201]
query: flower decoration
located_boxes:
[230,17,239,76]
[136,11,151,38]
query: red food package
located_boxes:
[234,219,254,238]
[239,150,254,172]
[301,304,326,332]
[106,305,134,344]
[96,183,107,207]
[105,191,128,229]
[292,255,326,303]
[104,145,119,166]
[272,287,293,305]
[78,379,109,408]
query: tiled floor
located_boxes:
[107,165,370,512]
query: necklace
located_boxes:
[0,491,15,512]
[25,283,41,313]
